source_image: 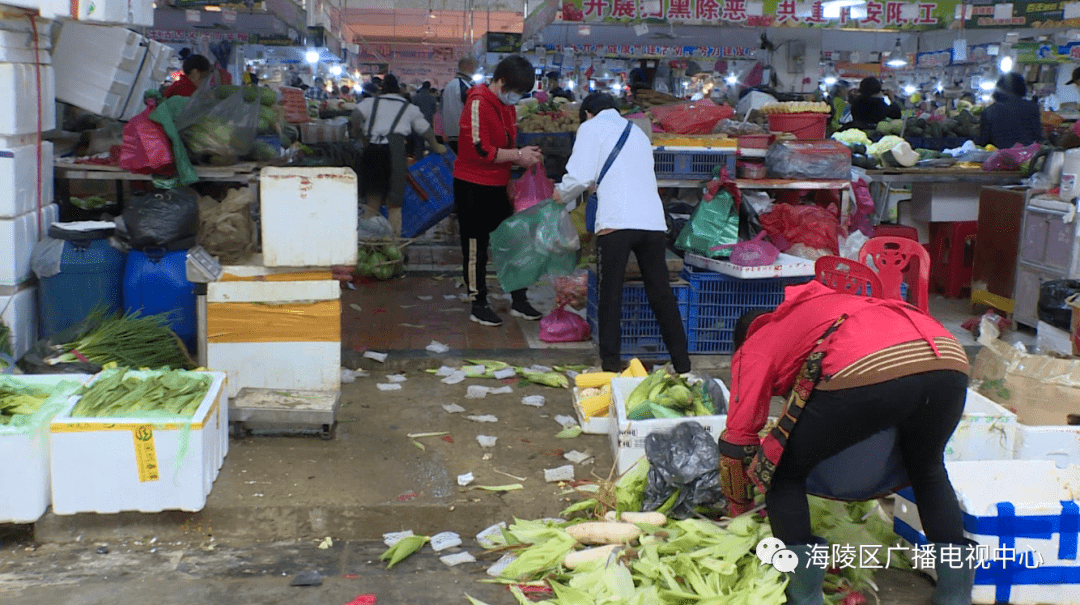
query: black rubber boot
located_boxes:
[931,542,976,605]
[783,540,827,605]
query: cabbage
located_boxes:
[831,129,872,148]
[867,135,905,159]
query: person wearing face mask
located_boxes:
[453,56,545,327]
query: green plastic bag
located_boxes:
[675,167,740,259]
[491,199,580,293]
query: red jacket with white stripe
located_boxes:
[453,84,517,187]
[726,281,963,448]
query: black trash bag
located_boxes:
[665,202,695,256]
[119,188,199,251]
[17,315,105,375]
[642,421,725,519]
[738,197,763,242]
[1038,280,1080,330]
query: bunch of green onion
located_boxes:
[50,310,193,370]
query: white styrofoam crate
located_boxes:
[3,0,150,24]
[893,460,1080,605]
[0,23,51,64]
[260,167,359,267]
[0,140,54,218]
[50,370,227,514]
[0,63,55,137]
[609,376,730,475]
[1037,321,1073,357]
[572,387,612,435]
[1014,424,1080,468]
[0,285,37,362]
[683,252,815,279]
[0,204,58,286]
[0,374,89,523]
[206,277,341,399]
[944,389,1018,462]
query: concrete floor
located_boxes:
[2,255,1015,605]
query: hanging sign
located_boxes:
[524,0,560,41]
[544,43,756,58]
[916,49,952,67]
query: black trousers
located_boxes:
[453,178,524,305]
[597,229,690,373]
[766,370,969,546]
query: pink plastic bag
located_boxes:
[539,304,591,343]
[846,179,876,236]
[119,98,175,175]
[709,231,780,266]
[508,162,555,213]
[982,143,1041,172]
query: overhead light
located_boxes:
[999,55,1013,72]
[305,49,320,64]
[429,11,436,18]
[203,4,221,10]
[903,84,916,94]
[725,74,738,85]
[979,79,995,91]
[885,38,907,68]
[935,81,944,92]
[472,73,484,82]
[823,76,837,86]
[330,65,342,76]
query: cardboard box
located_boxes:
[971,338,1080,426]
[1037,320,1073,358]
[1068,293,1080,357]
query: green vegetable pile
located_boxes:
[50,310,194,370]
[0,385,48,425]
[424,359,571,389]
[71,369,212,419]
[624,369,715,420]
[355,242,405,281]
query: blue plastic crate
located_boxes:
[586,271,690,360]
[653,148,736,180]
[682,267,812,354]
[402,150,456,239]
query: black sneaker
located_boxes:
[510,300,543,321]
[470,304,503,327]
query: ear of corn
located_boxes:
[578,391,611,418]
[625,358,648,377]
[574,371,618,389]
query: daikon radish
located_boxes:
[603,511,668,526]
[565,521,643,545]
[563,544,622,569]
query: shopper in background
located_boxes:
[453,55,544,327]
[977,72,1044,149]
[412,81,439,155]
[352,74,446,236]
[545,71,575,102]
[553,93,690,375]
[164,54,211,99]
[720,289,973,605]
[828,81,851,133]
[848,76,901,130]
[441,56,479,154]
[306,77,329,101]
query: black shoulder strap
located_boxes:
[367,96,410,143]
[597,122,634,186]
[366,95,381,140]
[459,77,470,104]
[387,98,410,135]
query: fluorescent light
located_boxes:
[824,76,837,85]
[904,84,916,94]
[979,80,995,91]
[886,38,907,68]
[1000,55,1013,72]
[725,74,738,85]
[330,65,342,76]
[305,49,320,64]
[936,81,944,92]
[203,4,221,10]
[472,73,484,82]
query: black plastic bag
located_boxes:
[18,316,104,375]
[642,421,725,519]
[120,188,199,251]
[1038,280,1080,330]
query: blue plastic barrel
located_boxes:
[37,225,125,339]
[123,249,196,351]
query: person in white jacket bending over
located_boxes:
[553,93,690,374]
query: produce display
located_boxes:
[876,110,980,139]
[0,385,48,425]
[47,310,195,370]
[758,101,830,114]
[184,84,283,165]
[632,89,684,109]
[624,369,715,420]
[70,369,212,419]
[355,241,407,281]
[651,133,734,148]
[519,110,580,133]
[576,359,649,418]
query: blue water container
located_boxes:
[123,249,196,351]
[37,224,125,339]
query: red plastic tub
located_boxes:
[767,113,827,140]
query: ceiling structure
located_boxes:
[343,7,522,44]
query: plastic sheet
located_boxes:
[552,270,588,310]
[490,199,580,293]
[206,300,340,343]
[29,238,64,279]
[1038,279,1080,330]
[642,421,724,519]
[766,140,851,180]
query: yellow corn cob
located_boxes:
[578,391,612,418]
[626,358,648,378]
[575,372,618,389]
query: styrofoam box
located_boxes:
[609,376,730,475]
[944,389,1018,462]
[0,374,91,523]
[572,387,612,435]
[207,277,340,399]
[1037,321,1073,357]
[0,63,55,137]
[1015,424,1080,468]
[0,204,58,286]
[911,182,981,223]
[50,371,227,514]
[684,252,815,279]
[1,0,151,25]
[0,140,54,218]
[893,460,1080,605]
[260,167,359,267]
[0,23,52,64]
[0,285,37,361]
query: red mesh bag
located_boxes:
[760,203,842,256]
[650,99,735,135]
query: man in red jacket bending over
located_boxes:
[719,280,976,605]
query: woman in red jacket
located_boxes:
[720,280,975,605]
[453,56,543,327]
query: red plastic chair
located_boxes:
[815,256,883,298]
[858,236,931,313]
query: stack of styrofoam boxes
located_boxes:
[50,370,227,514]
[52,20,171,122]
[0,19,57,363]
[0,0,152,28]
[893,460,1080,605]
[203,167,357,400]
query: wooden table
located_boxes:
[861,168,1024,223]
